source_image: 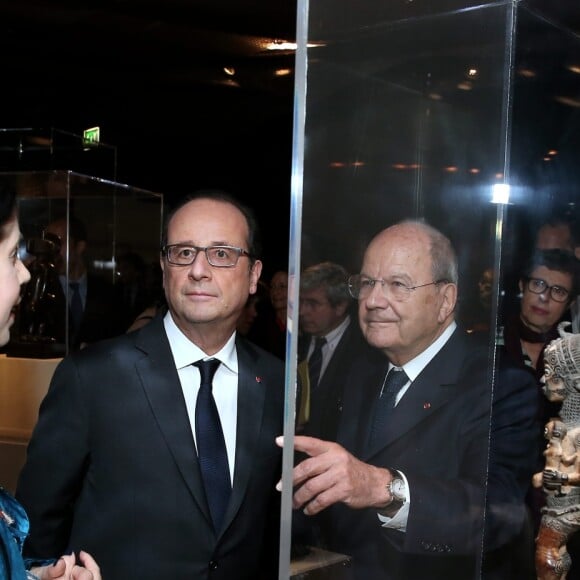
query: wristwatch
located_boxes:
[384,468,406,513]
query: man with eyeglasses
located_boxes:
[16,191,285,579]
[282,219,541,579]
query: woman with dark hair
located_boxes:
[499,247,580,540]
[500,248,579,390]
[0,186,101,579]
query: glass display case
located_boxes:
[0,170,162,492]
[282,1,580,578]
[0,171,163,358]
[3,170,163,358]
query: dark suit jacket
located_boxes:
[300,319,384,441]
[307,327,540,580]
[16,314,285,580]
[51,273,125,349]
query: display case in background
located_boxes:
[0,169,163,492]
[0,127,118,182]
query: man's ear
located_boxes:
[438,282,457,322]
[249,260,263,293]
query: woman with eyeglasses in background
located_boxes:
[499,248,578,388]
[498,247,580,544]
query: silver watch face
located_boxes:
[390,478,406,501]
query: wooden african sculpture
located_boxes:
[535,322,580,580]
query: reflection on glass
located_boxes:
[285,1,580,578]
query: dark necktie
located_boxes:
[69,282,83,334]
[308,337,326,389]
[369,368,409,448]
[194,359,231,531]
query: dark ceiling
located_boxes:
[0,1,298,206]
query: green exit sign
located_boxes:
[83,126,100,147]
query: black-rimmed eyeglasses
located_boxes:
[162,244,251,268]
[347,275,448,302]
[525,277,570,303]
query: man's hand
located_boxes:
[276,435,391,515]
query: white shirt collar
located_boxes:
[163,311,238,373]
[397,321,457,381]
[311,314,351,352]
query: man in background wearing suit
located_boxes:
[282,219,540,579]
[44,215,122,348]
[16,191,285,579]
[298,261,382,439]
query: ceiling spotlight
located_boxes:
[223,67,235,76]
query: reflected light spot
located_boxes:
[469,168,480,174]
[555,96,580,108]
[329,162,345,168]
[457,82,472,91]
[492,183,510,204]
[567,65,580,74]
[517,68,536,78]
[444,166,458,173]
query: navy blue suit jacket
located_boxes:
[16,314,285,580]
[309,327,540,580]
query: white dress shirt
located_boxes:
[163,312,239,482]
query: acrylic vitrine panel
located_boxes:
[281,0,526,578]
[503,3,580,294]
[3,170,163,358]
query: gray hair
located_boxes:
[300,261,351,307]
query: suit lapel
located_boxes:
[134,316,211,523]
[339,356,387,454]
[368,330,469,459]
[222,339,266,528]
[342,329,470,460]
